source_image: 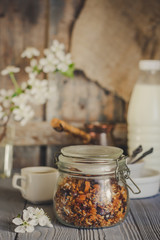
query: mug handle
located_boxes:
[12,174,26,194]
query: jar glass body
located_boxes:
[54,172,128,228]
[127,66,160,171]
[53,145,129,228]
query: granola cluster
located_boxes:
[54,176,128,228]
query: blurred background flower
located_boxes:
[0,40,74,141]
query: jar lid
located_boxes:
[58,145,124,175]
[61,145,123,161]
[139,60,160,71]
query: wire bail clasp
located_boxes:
[115,155,141,194]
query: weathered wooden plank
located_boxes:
[16,195,160,240]
[13,146,41,168]
[13,121,127,147]
[0,0,47,86]
[47,71,126,123]
[0,0,48,167]
[0,0,129,168]
[48,0,84,49]
[47,0,126,130]
[16,203,80,240]
[71,0,160,101]
[0,0,47,119]
[0,0,127,144]
[0,177,25,239]
[129,197,160,240]
[0,176,159,240]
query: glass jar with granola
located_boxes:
[54,145,137,228]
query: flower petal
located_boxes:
[12,217,23,225]
[14,226,25,233]
[38,215,48,226]
[26,225,35,233]
[46,221,53,228]
[23,209,30,221]
[29,219,38,226]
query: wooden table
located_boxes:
[0,175,159,240]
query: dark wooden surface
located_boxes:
[0,175,160,240]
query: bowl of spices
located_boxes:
[53,145,140,228]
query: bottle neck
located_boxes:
[138,69,160,85]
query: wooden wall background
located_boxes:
[0,0,160,168]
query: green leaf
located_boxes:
[12,93,17,98]
[27,85,32,89]
[11,88,23,98]
[33,66,42,74]
[10,106,19,111]
[16,88,23,95]
[61,64,75,78]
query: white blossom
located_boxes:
[39,215,53,227]
[12,206,53,233]
[39,54,58,73]
[21,82,28,90]
[0,89,14,108]
[30,59,38,67]
[1,66,20,76]
[12,93,29,106]
[28,79,50,104]
[47,53,59,65]
[21,47,40,59]
[25,59,42,76]
[57,62,68,72]
[15,225,34,233]
[0,40,74,132]
[12,212,35,233]
[28,72,38,79]
[12,217,23,226]
[55,50,65,61]
[12,104,35,126]
[57,53,72,72]
[64,53,72,65]
[51,39,65,53]
[26,207,53,228]
[40,40,73,74]
[43,48,51,56]
[40,62,56,73]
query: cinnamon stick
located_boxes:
[51,118,91,143]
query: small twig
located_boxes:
[0,124,7,143]
[9,72,19,90]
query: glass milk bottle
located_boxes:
[127,60,160,172]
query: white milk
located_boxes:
[127,83,160,171]
[128,83,160,125]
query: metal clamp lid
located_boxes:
[115,155,141,194]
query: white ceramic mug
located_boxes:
[12,166,59,203]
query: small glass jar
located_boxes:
[54,145,138,228]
